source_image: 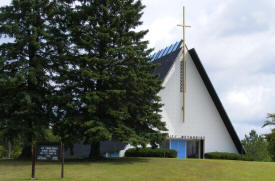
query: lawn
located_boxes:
[0,158,275,181]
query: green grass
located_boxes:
[0,158,275,181]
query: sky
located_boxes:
[1,0,274,139]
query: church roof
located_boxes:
[151,40,182,61]
[152,43,245,154]
[152,41,182,81]
[153,48,181,81]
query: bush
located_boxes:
[204,152,254,161]
[125,148,177,158]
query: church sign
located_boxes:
[36,143,60,161]
[31,142,64,179]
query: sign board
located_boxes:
[32,142,64,179]
[36,144,60,161]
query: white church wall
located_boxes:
[159,51,238,154]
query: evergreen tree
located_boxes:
[263,113,275,161]
[0,0,67,158]
[54,0,167,158]
[241,130,270,161]
[265,129,275,161]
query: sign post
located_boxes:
[61,142,64,179]
[31,143,36,179]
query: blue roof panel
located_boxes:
[168,42,177,54]
[150,40,183,61]
[155,49,163,59]
[162,46,170,56]
[171,41,180,52]
[166,43,174,55]
[159,46,168,57]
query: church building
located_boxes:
[149,40,245,158]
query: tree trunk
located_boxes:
[8,140,11,159]
[89,142,101,159]
[19,145,32,159]
[19,128,33,159]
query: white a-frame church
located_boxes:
[150,40,245,158]
[143,7,245,158]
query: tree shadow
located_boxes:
[1,157,150,181]
[63,157,149,165]
[1,157,150,165]
[98,157,149,165]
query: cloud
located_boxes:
[235,122,272,138]
[0,0,11,6]
[142,17,179,50]
[224,85,274,122]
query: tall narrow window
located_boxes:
[180,61,183,92]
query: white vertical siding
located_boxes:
[159,51,238,153]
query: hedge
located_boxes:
[204,152,254,161]
[125,148,177,158]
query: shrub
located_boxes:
[204,152,254,161]
[125,148,177,158]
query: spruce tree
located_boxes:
[0,0,67,158]
[54,0,168,158]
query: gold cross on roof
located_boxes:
[177,6,191,123]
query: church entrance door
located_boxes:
[170,140,186,158]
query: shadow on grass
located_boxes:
[1,157,149,166]
[64,157,149,165]
[0,159,30,166]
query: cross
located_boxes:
[177,6,191,122]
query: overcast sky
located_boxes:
[1,0,274,138]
